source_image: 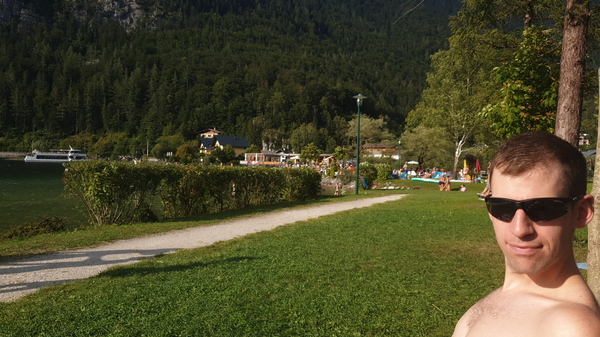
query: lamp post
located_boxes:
[397,139,402,172]
[353,94,367,195]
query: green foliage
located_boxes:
[332,146,352,162]
[290,123,323,153]
[0,0,454,151]
[63,161,164,226]
[210,145,237,164]
[58,134,97,154]
[89,133,128,159]
[326,160,339,178]
[406,32,500,173]
[374,163,393,183]
[63,162,322,225]
[337,168,355,186]
[358,162,378,189]
[300,143,322,163]
[481,26,560,138]
[174,143,198,164]
[161,166,322,216]
[244,144,261,153]
[346,115,396,145]
[1,216,67,240]
[281,167,323,202]
[401,126,452,169]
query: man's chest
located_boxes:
[464,296,548,337]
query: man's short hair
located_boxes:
[491,131,587,196]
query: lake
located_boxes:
[0,159,88,234]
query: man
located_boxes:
[453,131,600,336]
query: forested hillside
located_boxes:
[0,0,458,154]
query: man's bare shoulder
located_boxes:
[451,289,501,337]
[451,305,475,337]
[538,301,600,336]
[452,286,600,337]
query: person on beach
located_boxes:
[452,131,600,337]
[438,169,448,191]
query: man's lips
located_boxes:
[509,244,541,255]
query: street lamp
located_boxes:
[397,139,402,172]
[353,94,367,195]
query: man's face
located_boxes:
[489,164,578,276]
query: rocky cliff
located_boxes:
[0,0,156,30]
[0,0,44,28]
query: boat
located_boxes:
[24,147,88,163]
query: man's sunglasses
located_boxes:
[484,196,582,223]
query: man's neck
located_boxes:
[502,258,582,294]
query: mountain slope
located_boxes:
[0,0,460,152]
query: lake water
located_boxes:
[0,159,88,234]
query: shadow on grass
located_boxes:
[0,248,186,300]
[0,254,259,301]
[98,256,260,278]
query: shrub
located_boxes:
[63,161,164,226]
[64,162,322,226]
[337,168,355,186]
[375,163,393,183]
[359,162,377,189]
[2,217,67,239]
[281,167,322,202]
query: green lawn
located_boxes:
[0,183,590,336]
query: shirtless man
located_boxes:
[452,131,600,336]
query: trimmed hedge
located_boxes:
[63,162,321,226]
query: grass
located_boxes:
[0,180,591,336]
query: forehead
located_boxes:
[491,163,568,199]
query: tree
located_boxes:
[400,126,451,169]
[332,146,352,162]
[591,85,600,298]
[300,143,322,163]
[210,145,237,164]
[481,26,560,138]
[346,115,395,145]
[174,144,197,163]
[406,34,499,175]
[555,0,590,146]
[244,144,261,153]
[290,123,321,153]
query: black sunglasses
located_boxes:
[484,196,582,222]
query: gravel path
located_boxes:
[0,195,406,302]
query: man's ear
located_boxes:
[574,194,594,229]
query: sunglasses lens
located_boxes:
[485,198,573,222]
[525,200,569,222]
[486,200,516,222]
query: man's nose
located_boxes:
[510,209,535,237]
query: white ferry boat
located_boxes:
[24,147,88,163]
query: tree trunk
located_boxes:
[554,0,589,147]
[589,68,600,300]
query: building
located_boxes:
[198,128,222,139]
[199,134,249,156]
[362,143,400,159]
[243,150,299,166]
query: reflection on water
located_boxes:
[0,159,88,234]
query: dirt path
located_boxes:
[0,195,406,302]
